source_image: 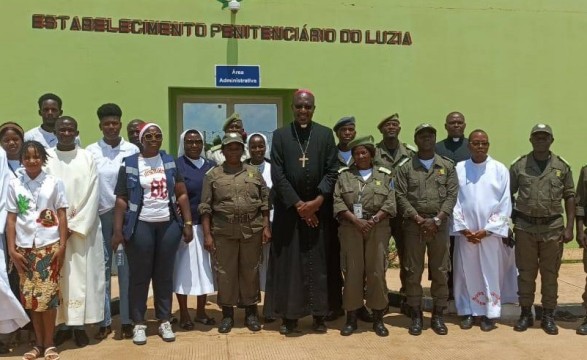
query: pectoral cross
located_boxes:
[299,153,309,168]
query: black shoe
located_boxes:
[340,311,357,336]
[325,308,345,321]
[73,329,90,348]
[408,307,423,336]
[218,306,234,334]
[218,317,234,334]
[431,307,448,335]
[372,309,389,337]
[541,308,559,335]
[279,318,298,335]
[54,329,73,346]
[357,306,374,323]
[312,316,327,333]
[121,324,134,339]
[480,316,496,332]
[244,306,261,332]
[576,317,587,335]
[514,306,534,332]
[94,325,112,340]
[460,315,474,330]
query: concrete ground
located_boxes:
[2,255,586,360]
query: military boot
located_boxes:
[218,306,234,334]
[576,316,587,335]
[541,308,559,335]
[244,305,261,332]
[513,306,534,332]
[340,311,357,336]
[431,306,448,335]
[408,306,423,336]
[372,309,389,337]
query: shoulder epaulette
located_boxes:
[205,166,217,175]
[510,155,524,166]
[398,158,410,167]
[378,166,391,175]
[439,155,455,164]
[405,143,417,153]
[210,144,221,152]
[556,155,570,167]
[338,166,349,174]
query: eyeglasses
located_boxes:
[184,140,202,146]
[294,104,314,110]
[470,141,489,147]
[143,133,163,141]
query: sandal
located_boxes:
[180,320,194,331]
[43,347,60,360]
[22,345,43,360]
[194,315,216,326]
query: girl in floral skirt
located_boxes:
[6,141,68,360]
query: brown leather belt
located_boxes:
[516,213,561,225]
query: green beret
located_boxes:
[414,123,436,135]
[348,135,375,150]
[333,116,355,132]
[222,112,242,131]
[530,123,553,136]
[221,132,244,146]
[377,113,400,130]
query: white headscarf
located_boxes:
[178,129,206,159]
[139,123,163,143]
[246,132,270,160]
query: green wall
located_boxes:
[1,0,586,169]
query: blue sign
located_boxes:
[215,65,260,87]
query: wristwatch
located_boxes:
[433,217,442,226]
[371,215,380,224]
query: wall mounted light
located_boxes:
[228,0,241,12]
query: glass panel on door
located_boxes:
[182,103,227,150]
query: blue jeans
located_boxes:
[126,220,182,323]
[99,210,131,327]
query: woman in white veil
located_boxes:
[173,129,217,329]
[245,133,273,299]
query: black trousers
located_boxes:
[126,220,182,323]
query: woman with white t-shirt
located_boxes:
[112,123,193,346]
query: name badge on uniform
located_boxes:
[353,203,363,219]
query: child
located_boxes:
[6,141,68,360]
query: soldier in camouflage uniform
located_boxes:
[510,123,575,335]
[206,112,249,164]
[395,124,458,336]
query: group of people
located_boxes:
[1,90,587,359]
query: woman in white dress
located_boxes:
[173,130,217,330]
[0,122,29,351]
[245,133,272,293]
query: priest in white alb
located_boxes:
[45,117,105,347]
[452,129,517,332]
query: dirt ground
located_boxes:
[2,262,586,360]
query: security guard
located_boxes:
[575,164,587,335]
[206,112,249,164]
[373,113,416,296]
[395,123,458,336]
[333,135,396,337]
[333,116,357,167]
[510,123,575,335]
[199,132,271,334]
